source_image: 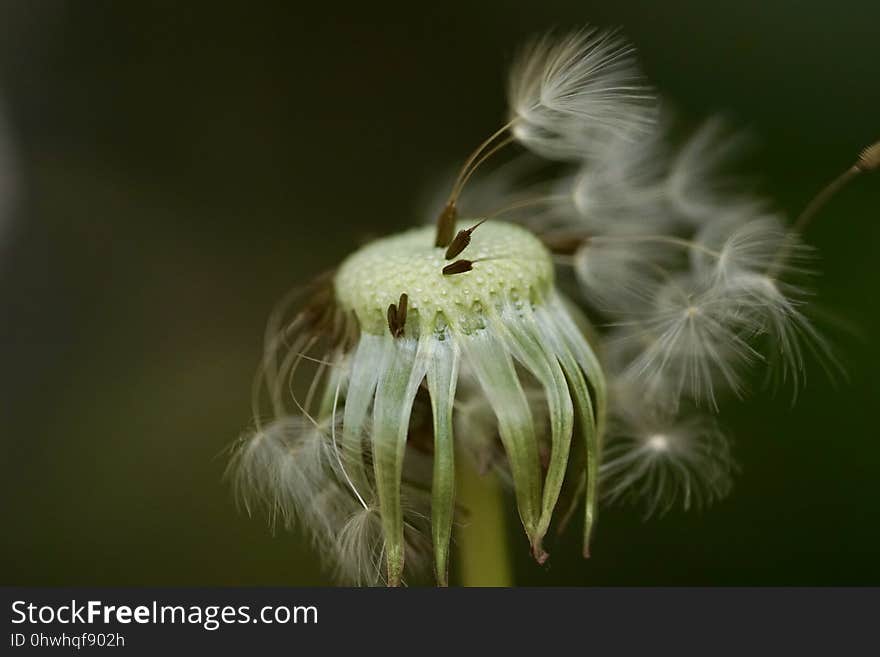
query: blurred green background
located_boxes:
[1,1,878,586]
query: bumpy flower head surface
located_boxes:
[334,221,554,335]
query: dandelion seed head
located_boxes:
[334,221,554,335]
[230,24,841,586]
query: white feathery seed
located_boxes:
[691,214,803,280]
[508,28,656,160]
[666,117,755,223]
[573,237,678,313]
[229,416,335,531]
[601,408,735,517]
[613,274,763,408]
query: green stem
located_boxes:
[456,460,513,586]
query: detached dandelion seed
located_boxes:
[600,409,735,518]
[228,25,873,586]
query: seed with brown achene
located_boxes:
[386,293,409,337]
[442,259,473,276]
[445,219,488,260]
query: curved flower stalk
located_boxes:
[229,25,876,586]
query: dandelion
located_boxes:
[229,25,876,586]
[235,220,605,586]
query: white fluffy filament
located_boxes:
[508,27,655,160]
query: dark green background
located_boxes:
[1,1,877,585]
